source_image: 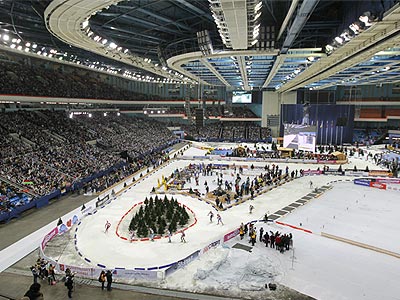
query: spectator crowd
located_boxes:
[0,60,152,101]
[0,110,178,217]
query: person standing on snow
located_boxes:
[239,223,245,240]
[216,214,223,225]
[180,231,186,243]
[250,230,257,246]
[105,220,111,233]
[208,210,214,222]
[249,204,254,214]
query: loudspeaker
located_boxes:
[195,108,204,127]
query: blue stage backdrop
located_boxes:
[280,104,355,145]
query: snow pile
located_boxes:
[164,245,283,298]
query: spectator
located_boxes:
[106,270,113,291]
[23,283,44,300]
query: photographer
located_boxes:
[64,268,74,298]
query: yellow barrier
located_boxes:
[321,232,400,259]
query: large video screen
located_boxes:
[283,124,317,152]
[232,91,252,103]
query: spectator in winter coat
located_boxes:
[239,223,245,240]
[270,234,275,248]
[98,270,106,290]
[65,274,74,298]
[30,266,39,284]
[275,235,282,251]
[250,231,257,246]
[106,270,113,291]
[24,283,44,300]
[263,232,269,247]
[47,264,56,284]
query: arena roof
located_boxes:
[0,0,400,91]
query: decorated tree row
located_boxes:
[129,195,190,238]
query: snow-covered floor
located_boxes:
[47,144,400,300]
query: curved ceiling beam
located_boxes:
[173,0,214,21]
[201,58,232,87]
[166,51,211,86]
[98,13,184,36]
[167,49,279,86]
[280,0,320,54]
[44,0,188,82]
[279,4,400,92]
[261,55,285,88]
[114,4,192,31]
[277,0,300,41]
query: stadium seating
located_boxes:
[0,111,178,222]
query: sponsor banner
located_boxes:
[294,159,318,164]
[317,160,337,164]
[345,171,369,176]
[41,227,59,250]
[375,178,400,184]
[223,228,240,242]
[58,223,68,235]
[96,195,110,208]
[369,171,393,177]
[323,170,345,175]
[81,205,95,216]
[211,164,230,169]
[165,250,200,276]
[370,182,387,190]
[303,170,322,175]
[354,179,371,186]
[57,214,80,236]
[201,239,221,255]
[58,264,96,278]
[113,269,158,281]
[231,157,249,161]
[387,185,400,191]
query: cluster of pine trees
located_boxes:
[129,195,190,238]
